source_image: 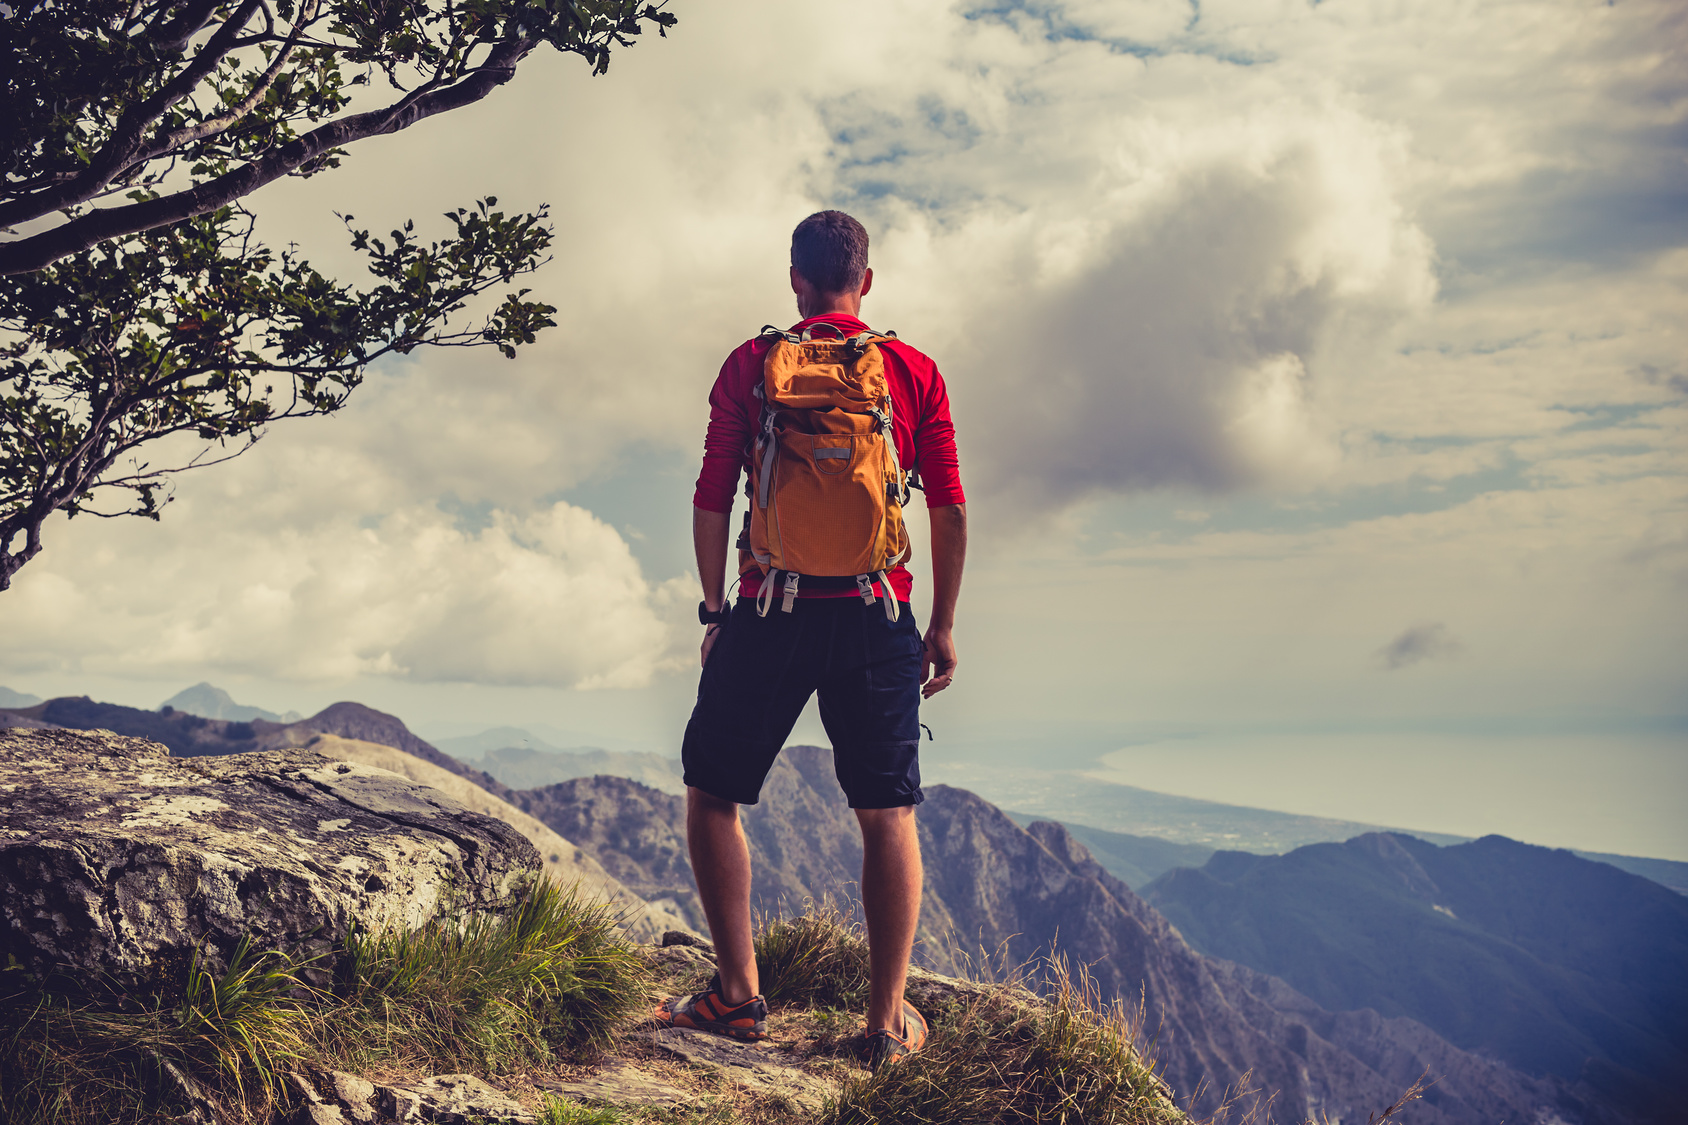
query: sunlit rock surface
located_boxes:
[0,726,539,982]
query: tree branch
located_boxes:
[0,37,534,276]
[0,0,266,230]
[144,0,234,55]
[118,1,318,178]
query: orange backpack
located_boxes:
[740,322,913,619]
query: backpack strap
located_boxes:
[876,571,899,621]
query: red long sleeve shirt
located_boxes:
[693,312,965,602]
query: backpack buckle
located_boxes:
[781,571,800,613]
[855,574,877,606]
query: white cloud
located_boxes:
[3,436,691,688]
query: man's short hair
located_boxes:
[791,211,869,294]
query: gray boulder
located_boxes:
[0,727,540,983]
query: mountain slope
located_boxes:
[515,747,1597,1124]
[1143,832,1688,1112]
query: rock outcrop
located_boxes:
[0,727,539,983]
[307,734,681,937]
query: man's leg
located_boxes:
[857,804,923,1032]
[687,786,760,1005]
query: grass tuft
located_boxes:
[324,877,650,1070]
[0,937,309,1125]
[823,954,1183,1125]
[753,897,871,1010]
[0,878,648,1125]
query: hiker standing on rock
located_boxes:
[653,210,967,1070]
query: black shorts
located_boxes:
[681,595,924,809]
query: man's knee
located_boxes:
[856,804,919,842]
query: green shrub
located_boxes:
[754,898,871,1010]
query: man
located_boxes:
[653,210,967,1070]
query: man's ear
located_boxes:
[859,267,874,298]
[790,265,806,295]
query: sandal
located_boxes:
[864,999,927,1071]
[652,974,769,1042]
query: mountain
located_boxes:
[514,747,1607,1124]
[160,682,302,723]
[258,701,511,797]
[1142,832,1688,1119]
[435,726,568,758]
[1005,813,1215,887]
[0,686,41,708]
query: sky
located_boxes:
[4,0,1686,860]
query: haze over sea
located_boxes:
[3,0,1684,861]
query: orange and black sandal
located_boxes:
[652,974,769,1042]
[865,999,927,1071]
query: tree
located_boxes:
[0,0,675,590]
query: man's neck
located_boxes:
[796,296,862,320]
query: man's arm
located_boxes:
[922,502,967,698]
[695,505,732,665]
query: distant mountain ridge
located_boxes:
[475,745,685,794]
[0,694,509,799]
[160,682,301,723]
[941,762,1688,894]
[0,686,41,708]
[932,761,1474,851]
[1143,832,1688,1119]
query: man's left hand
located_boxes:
[921,626,957,698]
